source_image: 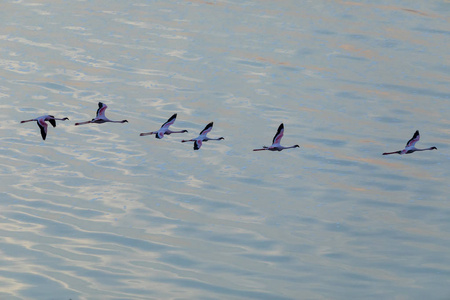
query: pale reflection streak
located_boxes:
[0,35,85,58]
[1,192,183,298]
[338,1,442,18]
[121,192,288,298]
[0,36,198,88]
[0,59,38,74]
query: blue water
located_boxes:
[1,1,449,299]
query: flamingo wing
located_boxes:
[406,130,420,147]
[272,123,284,145]
[37,119,48,140]
[161,113,177,129]
[156,131,164,139]
[96,102,108,118]
[199,122,213,136]
[194,139,202,150]
[48,118,56,127]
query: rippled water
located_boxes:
[1,1,450,299]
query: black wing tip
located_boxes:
[39,127,47,140]
[201,122,214,133]
[168,113,177,122]
[276,123,284,132]
[194,140,201,150]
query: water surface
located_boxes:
[1,1,449,299]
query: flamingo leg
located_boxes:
[140,132,155,136]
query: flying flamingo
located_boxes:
[140,113,188,139]
[20,115,69,140]
[74,102,128,125]
[383,130,437,155]
[181,122,224,150]
[253,123,299,152]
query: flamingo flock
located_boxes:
[21,102,438,155]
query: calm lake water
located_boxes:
[1,0,449,299]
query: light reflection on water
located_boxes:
[0,0,449,299]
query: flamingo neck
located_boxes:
[414,147,437,151]
[207,137,224,141]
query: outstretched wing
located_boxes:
[96,102,107,118]
[161,113,177,129]
[272,123,284,145]
[199,122,213,136]
[194,139,202,150]
[406,130,420,147]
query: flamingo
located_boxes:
[253,123,299,151]
[383,130,437,155]
[181,122,224,150]
[20,115,69,140]
[74,102,128,125]
[140,113,188,139]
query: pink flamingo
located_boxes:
[253,123,299,151]
[21,115,69,140]
[383,130,437,155]
[75,102,128,125]
[181,122,224,150]
[140,113,188,139]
